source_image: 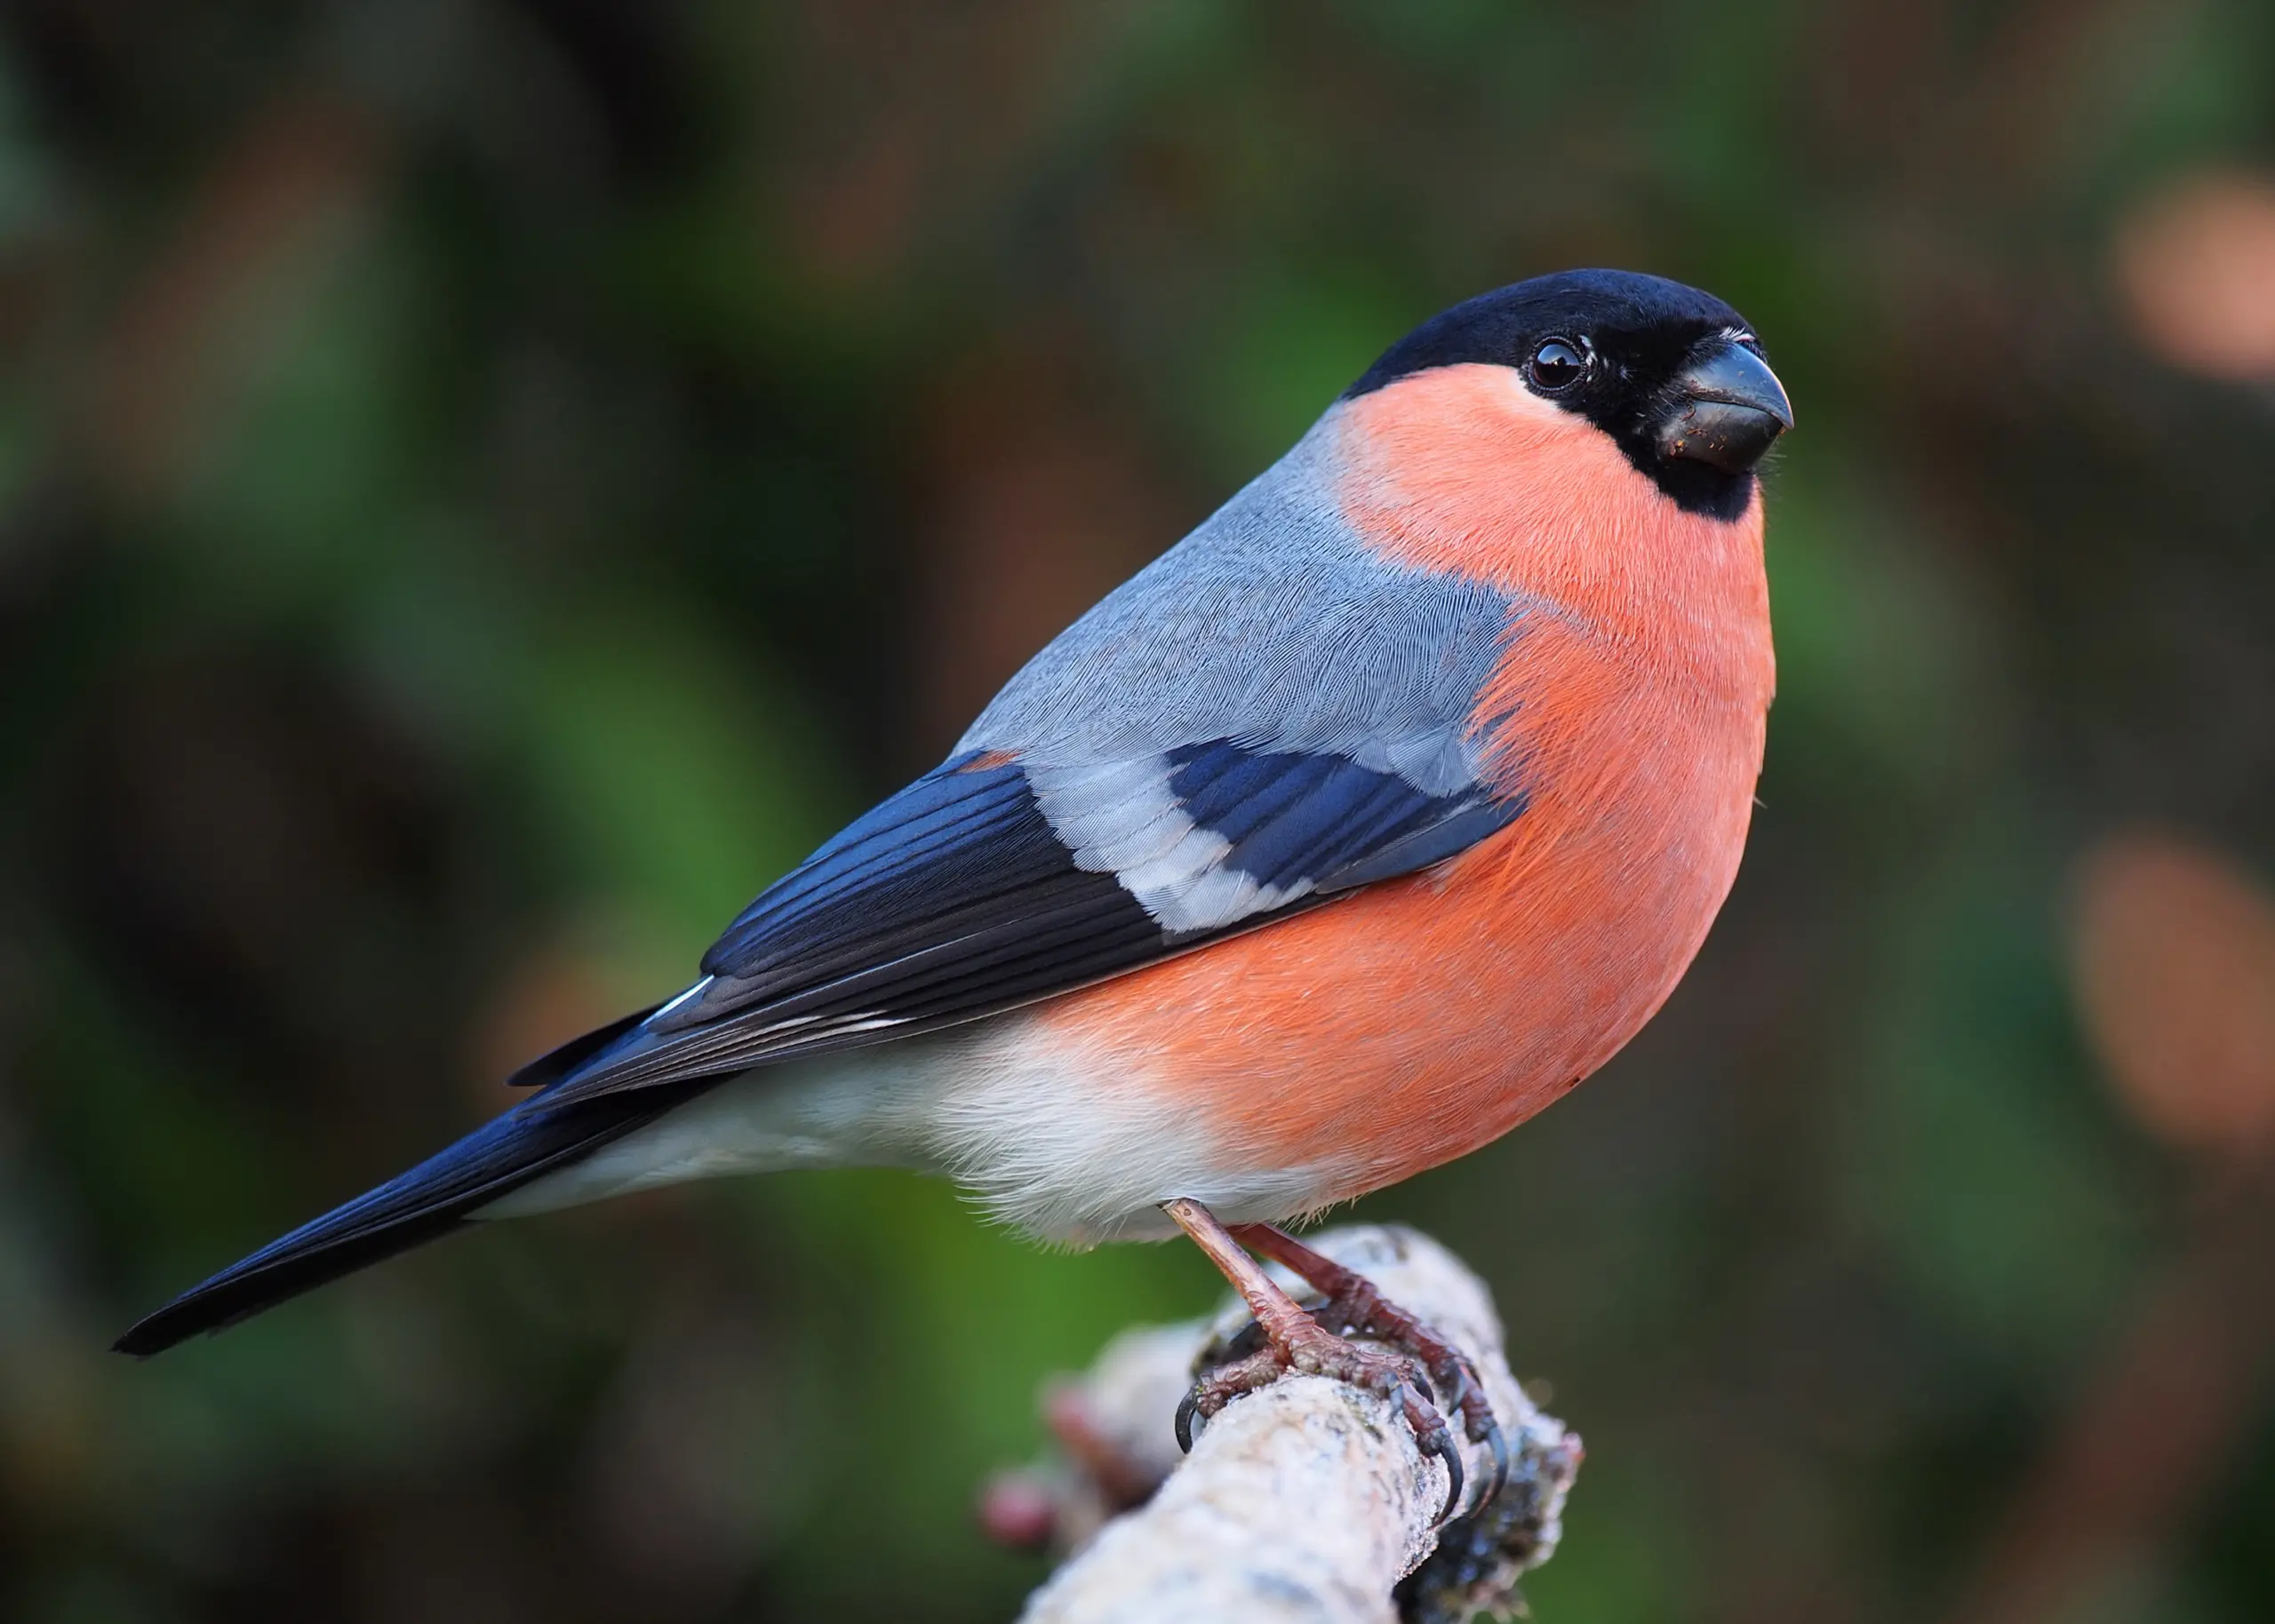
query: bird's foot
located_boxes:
[1233,1223,1511,1511]
[1177,1304,1468,1523]
[1158,1198,1487,1524]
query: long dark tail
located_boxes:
[113,1080,710,1357]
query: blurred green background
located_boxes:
[6,2,2275,1620]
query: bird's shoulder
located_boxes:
[959,441,1522,781]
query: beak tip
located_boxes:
[1659,339,1792,474]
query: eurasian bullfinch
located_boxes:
[117,268,1791,1518]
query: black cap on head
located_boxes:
[1345,270,1792,521]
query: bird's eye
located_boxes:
[1527,338,1586,392]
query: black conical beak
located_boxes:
[1656,339,1792,474]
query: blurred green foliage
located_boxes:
[4,2,2275,1621]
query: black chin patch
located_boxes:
[1630,455,1759,522]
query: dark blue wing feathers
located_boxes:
[511,740,1521,1108]
[702,762,1043,975]
[1324,800,1521,889]
[1164,741,1519,896]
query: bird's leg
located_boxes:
[1161,1198,1466,1523]
[1231,1221,1510,1511]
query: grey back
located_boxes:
[957,416,1529,797]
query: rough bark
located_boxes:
[994,1224,1582,1624]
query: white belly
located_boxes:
[478,1013,1351,1243]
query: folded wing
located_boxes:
[519,737,1523,1107]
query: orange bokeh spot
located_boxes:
[2114,170,2275,382]
[2071,831,2275,1155]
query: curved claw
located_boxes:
[1174,1388,1202,1454]
[1475,1416,1511,1512]
[1424,1356,1510,1513]
[1432,1441,1465,1526]
[1399,1382,1466,1525]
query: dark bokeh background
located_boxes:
[6,3,2275,1620]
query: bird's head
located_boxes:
[1342,269,1792,524]
[1329,269,1786,697]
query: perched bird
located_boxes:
[117,269,1788,1516]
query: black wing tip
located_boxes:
[112,1314,191,1359]
[111,1260,335,1358]
[111,1283,252,1357]
[108,1219,472,1360]
[108,1085,712,1362]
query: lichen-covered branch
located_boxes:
[986,1225,1583,1624]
